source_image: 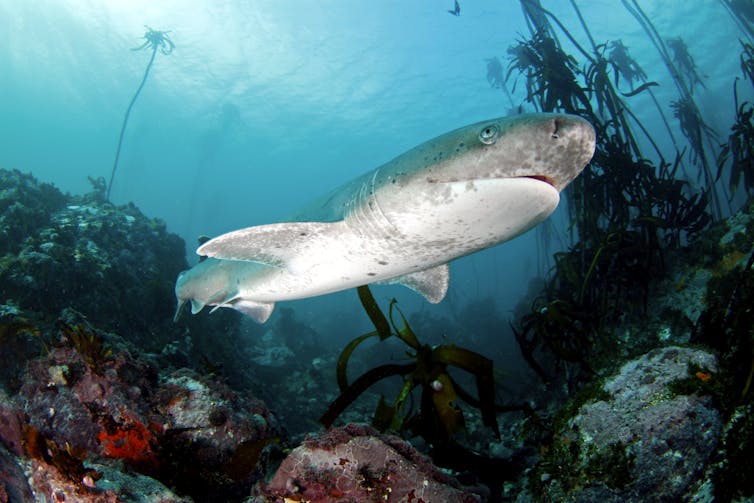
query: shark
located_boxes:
[174,113,596,323]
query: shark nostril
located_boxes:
[551,119,560,139]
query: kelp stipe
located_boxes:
[106,26,175,201]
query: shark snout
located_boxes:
[514,114,595,192]
[549,114,596,191]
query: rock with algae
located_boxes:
[532,346,722,502]
[251,423,484,502]
[0,168,185,349]
[0,311,281,502]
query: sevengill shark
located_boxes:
[175,113,595,323]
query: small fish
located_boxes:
[448,0,461,16]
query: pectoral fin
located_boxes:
[205,291,276,323]
[197,221,347,274]
[385,263,449,303]
[232,300,276,323]
[190,299,206,314]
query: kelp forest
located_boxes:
[493,0,754,390]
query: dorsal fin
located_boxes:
[197,235,211,262]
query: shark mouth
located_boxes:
[523,175,558,188]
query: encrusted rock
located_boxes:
[535,346,722,502]
[252,423,483,502]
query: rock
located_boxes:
[0,169,186,350]
[155,368,282,501]
[252,423,483,502]
[1,312,281,503]
[533,346,722,502]
[248,329,295,367]
[0,443,34,503]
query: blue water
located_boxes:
[0,1,748,351]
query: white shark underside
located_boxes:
[175,113,596,323]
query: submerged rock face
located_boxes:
[0,169,185,347]
[0,169,283,502]
[0,315,281,503]
[252,423,483,503]
[536,346,722,502]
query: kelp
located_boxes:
[58,319,113,370]
[718,70,754,197]
[321,286,507,440]
[607,40,647,89]
[620,0,724,217]
[321,286,530,490]
[107,26,175,201]
[720,0,754,42]
[742,41,754,89]
[504,1,715,389]
[666,37,706,93]
[672,97,716,166]
[507,30,592,115]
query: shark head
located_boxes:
[382,113,595,193]
[472,113,595,191]
[173,258,233,321]
[372,113,595,251]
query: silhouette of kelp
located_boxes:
[106,26,175,201]
[507,1,713,389]
[718,44,754,197]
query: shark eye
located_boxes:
[478,124,499,145]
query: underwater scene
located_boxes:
[1,0,754,501]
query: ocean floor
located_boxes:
[1,168,753,502]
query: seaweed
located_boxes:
[57,318,113,370]
[742,41,754,89]
[718,77,754,196]
[720,0,754,41]
[106,26,175,200]
[321,286,512,439]
[666,37,706,93]
[23,424,101,488]
[623,0,724,216]
[607,40,647,89]
[321,286,530,494]
[672,96,717,167]
[506,30,592,115]
[504,1,716,392]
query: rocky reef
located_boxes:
[0,170,182,346]
[1,167,753,502]
[0,169,285,502]
[533,346,722,501]
[1,312,281,502]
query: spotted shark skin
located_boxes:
[174,113,595,323]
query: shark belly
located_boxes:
[238,176,560,301]
[373,176,560,266]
